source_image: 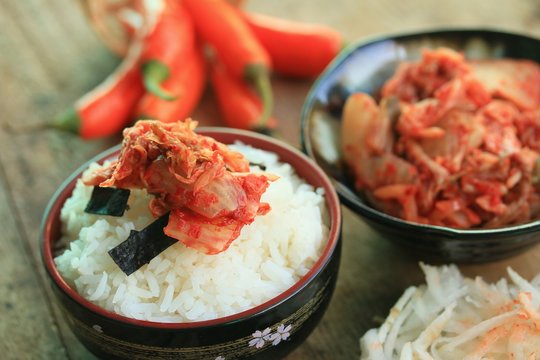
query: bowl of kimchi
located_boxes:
[301,28,540,262]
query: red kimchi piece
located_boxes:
[85,119,272,254]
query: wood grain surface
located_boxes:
[1,0,540,359]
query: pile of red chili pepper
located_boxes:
[50,0,343,139]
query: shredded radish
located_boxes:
[360,264,540,359]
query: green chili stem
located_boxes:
[2,106,80,134]
[51,106,80,134]
[142,60,177,101]
[245,64,273,129]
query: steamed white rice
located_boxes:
[55,143,329,322]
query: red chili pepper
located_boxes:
[51,33,145,139]
[49,0,196,139]
[243,12,343,78]
[140,0,196,101]
[210,58,277,132]
[183,0,274,128]
[135,45,207,123]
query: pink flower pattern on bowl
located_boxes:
[249,323,292,349]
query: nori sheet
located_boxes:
[249,162,266,171]
[84,186,131,217]
[108,213,177,276]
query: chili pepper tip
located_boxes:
[142,60,178,101]
[245,64,273,129]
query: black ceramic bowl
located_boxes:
[41,128,342,360]
[301,28,540,263]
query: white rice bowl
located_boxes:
[55,143,330,323]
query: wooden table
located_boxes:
[1,0,540,359]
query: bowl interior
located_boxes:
[301,28,540,228]
[41,128,341,328]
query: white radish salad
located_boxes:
[360,263,540,359]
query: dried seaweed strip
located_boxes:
[84,186,130,217]
[249,162,267,171]
[108,213,176,275]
